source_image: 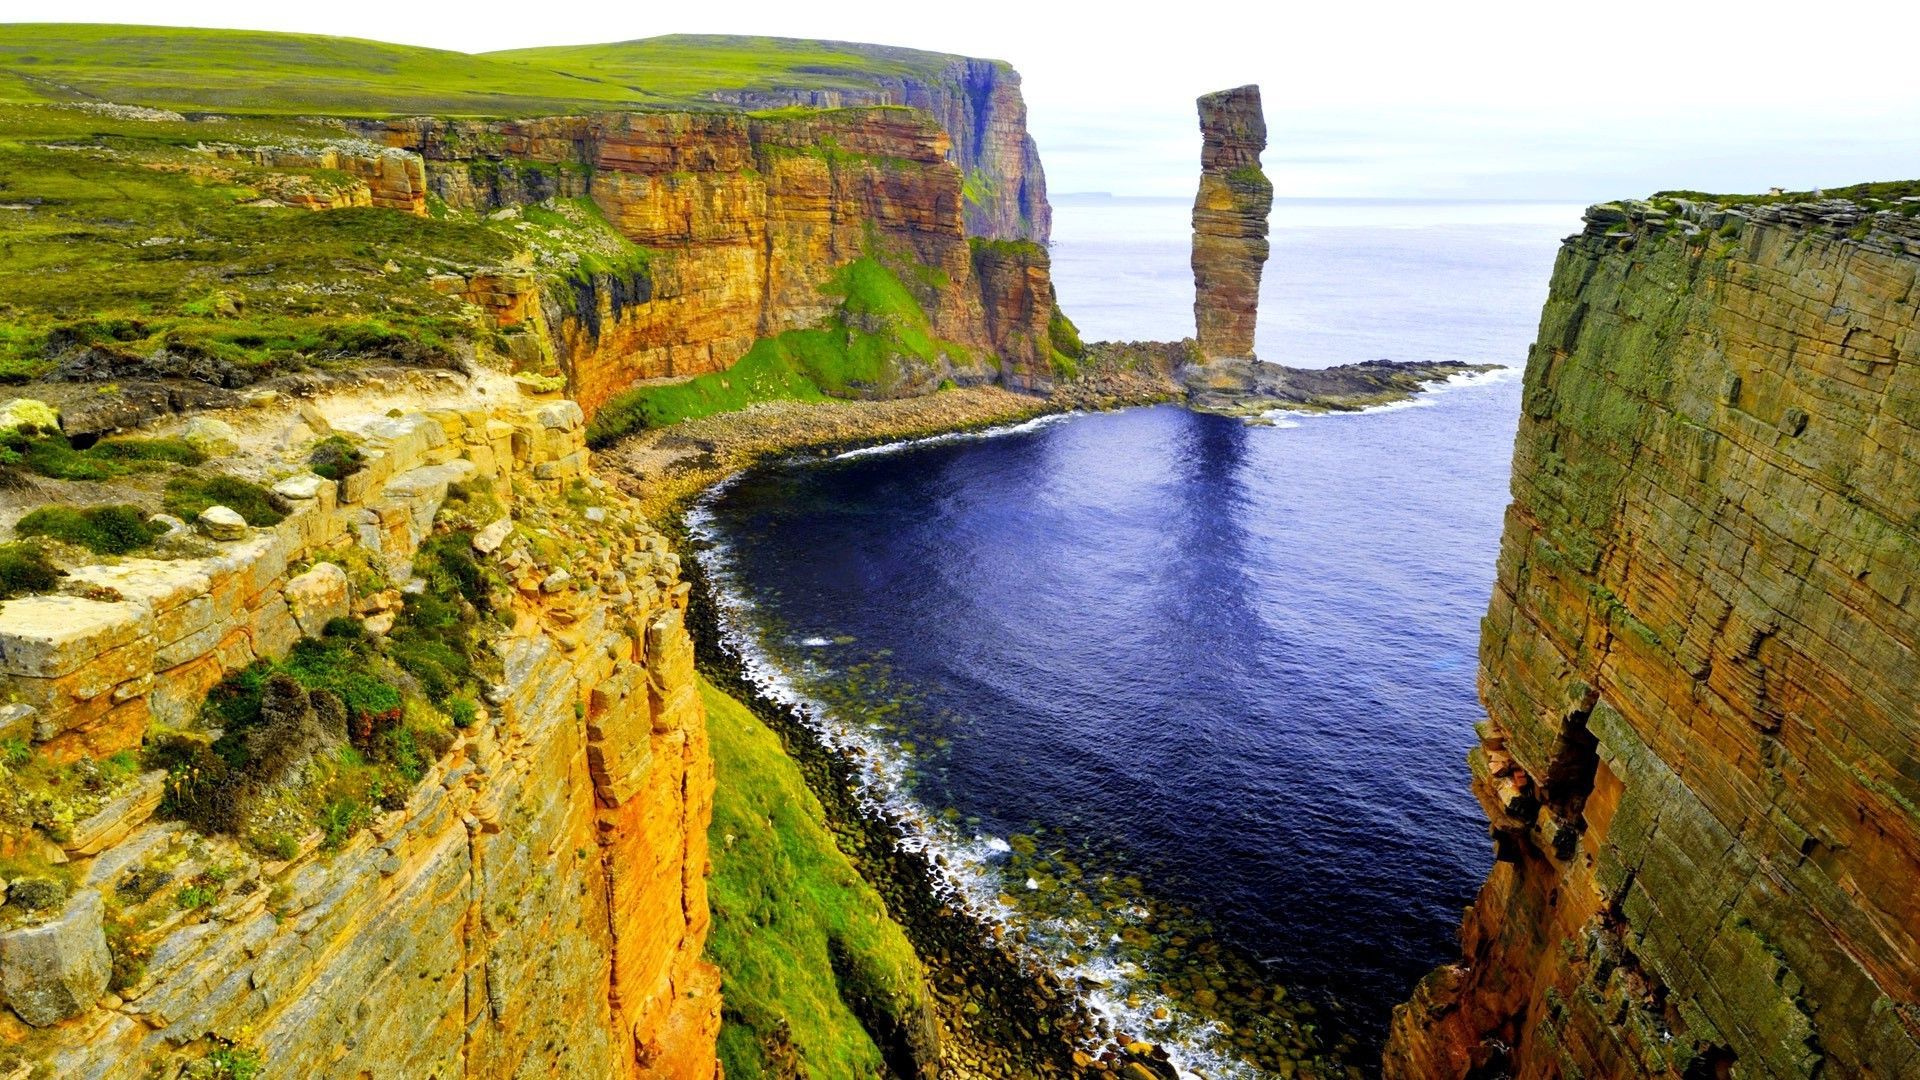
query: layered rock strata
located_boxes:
[708,50,1052,242]
[198,142,428,214]
[1191,85,1273,360]
[0,398,718,1078]
[353,107,1065,412]
[1386,197,1920,1078]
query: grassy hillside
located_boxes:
[0,25,967,117]
[490,34,957,103]
[700,676,931,1078]
[0,102,642,382]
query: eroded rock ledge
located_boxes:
[1386,195,1920,1078]
[0,394,717,1078]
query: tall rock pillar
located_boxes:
[1191,85,1273,360]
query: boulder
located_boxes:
[471,517,513,555]
[283,562,350,637]
[179,416,239,457]
[0,889,110,1026]
[534,401,584,432]
[273,473,329,502]
[196,505,248,541]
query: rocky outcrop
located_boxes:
[198,142,428,214]
[1386,197,1920,1078]
[1190,85,1273,361]
[0,891,111,1028]
[707,49,1052,242]
[970,238,1072,392]
[0,398,718,1078]
[354,107,1050,415]
[1183,357,1492,415]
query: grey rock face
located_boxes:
[0,889,110,1026]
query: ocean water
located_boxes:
[692,198,1581,1075]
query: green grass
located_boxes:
[306,435,365,481]
[585,257,966,444]
[0,107,524,381]
[1651,179,1920,209]
[162,472,286,527]
[0,432,204,480]
[0,26,977,117]
[0,542,60,598]
[14,504,166,554]
[702,677,928,1080]
[1225,164,1272,193]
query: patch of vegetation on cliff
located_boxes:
[1652,179,1920,209]
[0,541,62,599]
[1225,164,1273,193]
[149,528,496,855]
[586,258,968,445]
[701,676,930,1080]
[0,432,205,481]
[14,504,167,555]
[163,472,288,527]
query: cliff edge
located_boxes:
[0,383,719,1077]
[1386,193,1920,1078]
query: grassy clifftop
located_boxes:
[1,25,976,117]
[0,103,629,383]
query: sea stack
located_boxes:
[1191,85,1274,360]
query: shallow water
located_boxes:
[693,199,1579,1074]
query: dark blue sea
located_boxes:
[693,197,1580,1075]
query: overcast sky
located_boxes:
[26,1,1920,201]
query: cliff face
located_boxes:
[1387,198,1920,1078]
[0,395,717,1078]
[709,55,1052,243]
[355,105,1062,414]
[1191,85,1272,361]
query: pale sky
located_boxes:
[18,0,1920,200]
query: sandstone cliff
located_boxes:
[0,389,718,1078]
[1191,85,1273,361]
[707,48,1052,242]
[351,105,1067,415]
[1386,196,1920,1078]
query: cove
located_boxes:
[693,372,1523,1074]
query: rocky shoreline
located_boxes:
[599,354,1494,1078]
[608,385,1172,1078]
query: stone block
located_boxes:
[534,400,584,432]
[0,597,152,679]
[283,563,351,637]
[63,771,166,857]
[0,889,110,1026]
[197,506,248,541]
[472,518,513,555]
[66,559,210,616]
